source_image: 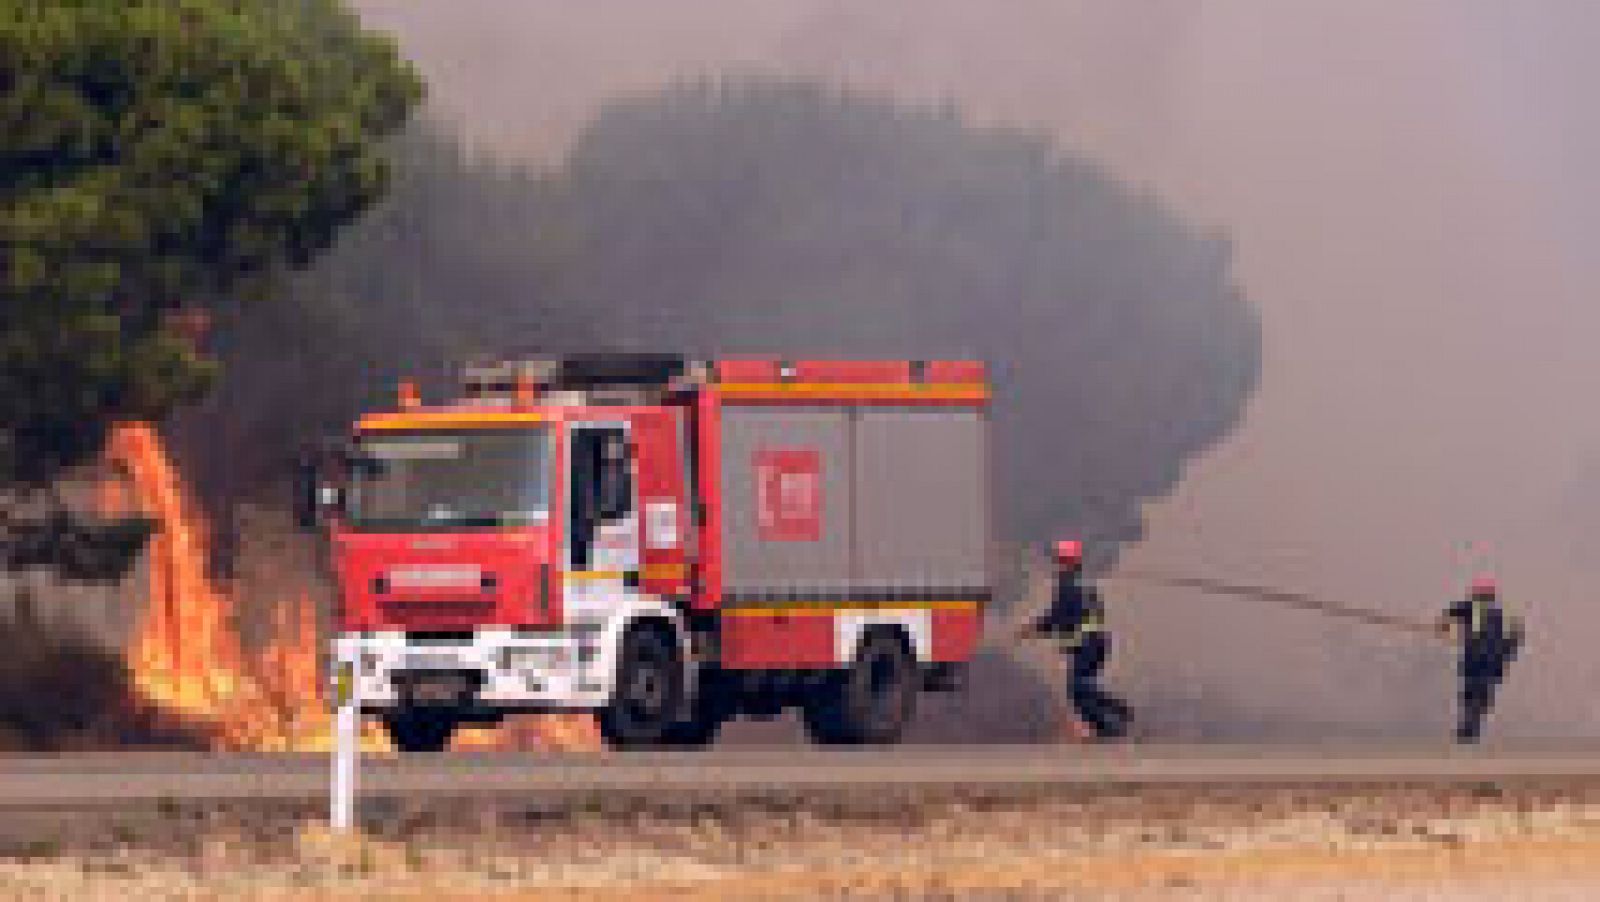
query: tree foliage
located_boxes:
[0,0,420,484]
[0,0,421,574]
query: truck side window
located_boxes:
[596,432,634,522]
[571,428,633,570]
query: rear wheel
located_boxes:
[802,629,918,745]
[598,624,684,749]
[382,709,459,752]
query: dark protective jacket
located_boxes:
[1033,572,1108,651]
[1443,596,1524,677]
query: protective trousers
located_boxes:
[1457,664,1502,743]
[1068,633,1129,738]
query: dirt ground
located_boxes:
[4,781,1600,899]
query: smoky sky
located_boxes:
[343,1,1600,740]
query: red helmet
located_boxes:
[1054,540,1083,565]
[1469,575,1498,597]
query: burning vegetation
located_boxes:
[102,423,334,751]
[101,423,599,752]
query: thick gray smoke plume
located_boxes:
[172,81,1258,742]
[542,81,1259,547]
[177,82,1258,553]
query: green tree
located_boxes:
[0,0,422,577]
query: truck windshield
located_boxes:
[347,428,550,530]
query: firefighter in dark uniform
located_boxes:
[1437,575,1523,743]
[1030,540,1132,739]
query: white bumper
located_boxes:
[334,627,615,711]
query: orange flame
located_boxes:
[102,422,600,753]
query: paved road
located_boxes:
[1,744,1598,809]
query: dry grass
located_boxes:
[3,781,1600,898]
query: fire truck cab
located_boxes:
[306,355,991,751]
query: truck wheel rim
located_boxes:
[869,652,898,696]
[856,644,907,730]
[629,668,665,711]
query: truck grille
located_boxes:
[378,599,496,626]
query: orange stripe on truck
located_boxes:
[357,410,546,431]
[713,382,990,404]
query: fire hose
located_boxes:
[1104,570,1441,637]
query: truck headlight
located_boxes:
[571,623,603,665]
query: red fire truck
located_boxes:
[304,356,992,751]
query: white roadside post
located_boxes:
[330,647,360,833]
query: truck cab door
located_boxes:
[629,409,691,601]
[567,424,639,604]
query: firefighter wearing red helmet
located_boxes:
[1029,539,1131,739]
[1437,574,1523,743]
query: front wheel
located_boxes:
[663,676,733,748]
[382,709,460,752]
[802,629,918,745]
[598,625,684,749]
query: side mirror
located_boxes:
[294,458,321,531]
[295,456,344,531]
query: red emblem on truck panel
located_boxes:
[755,447,822,542]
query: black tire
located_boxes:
[382,709,459,753]
[598,624,684,749]
[802,629,918,745]
[662,676,733,749]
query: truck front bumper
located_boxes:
[334,628,613,712]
